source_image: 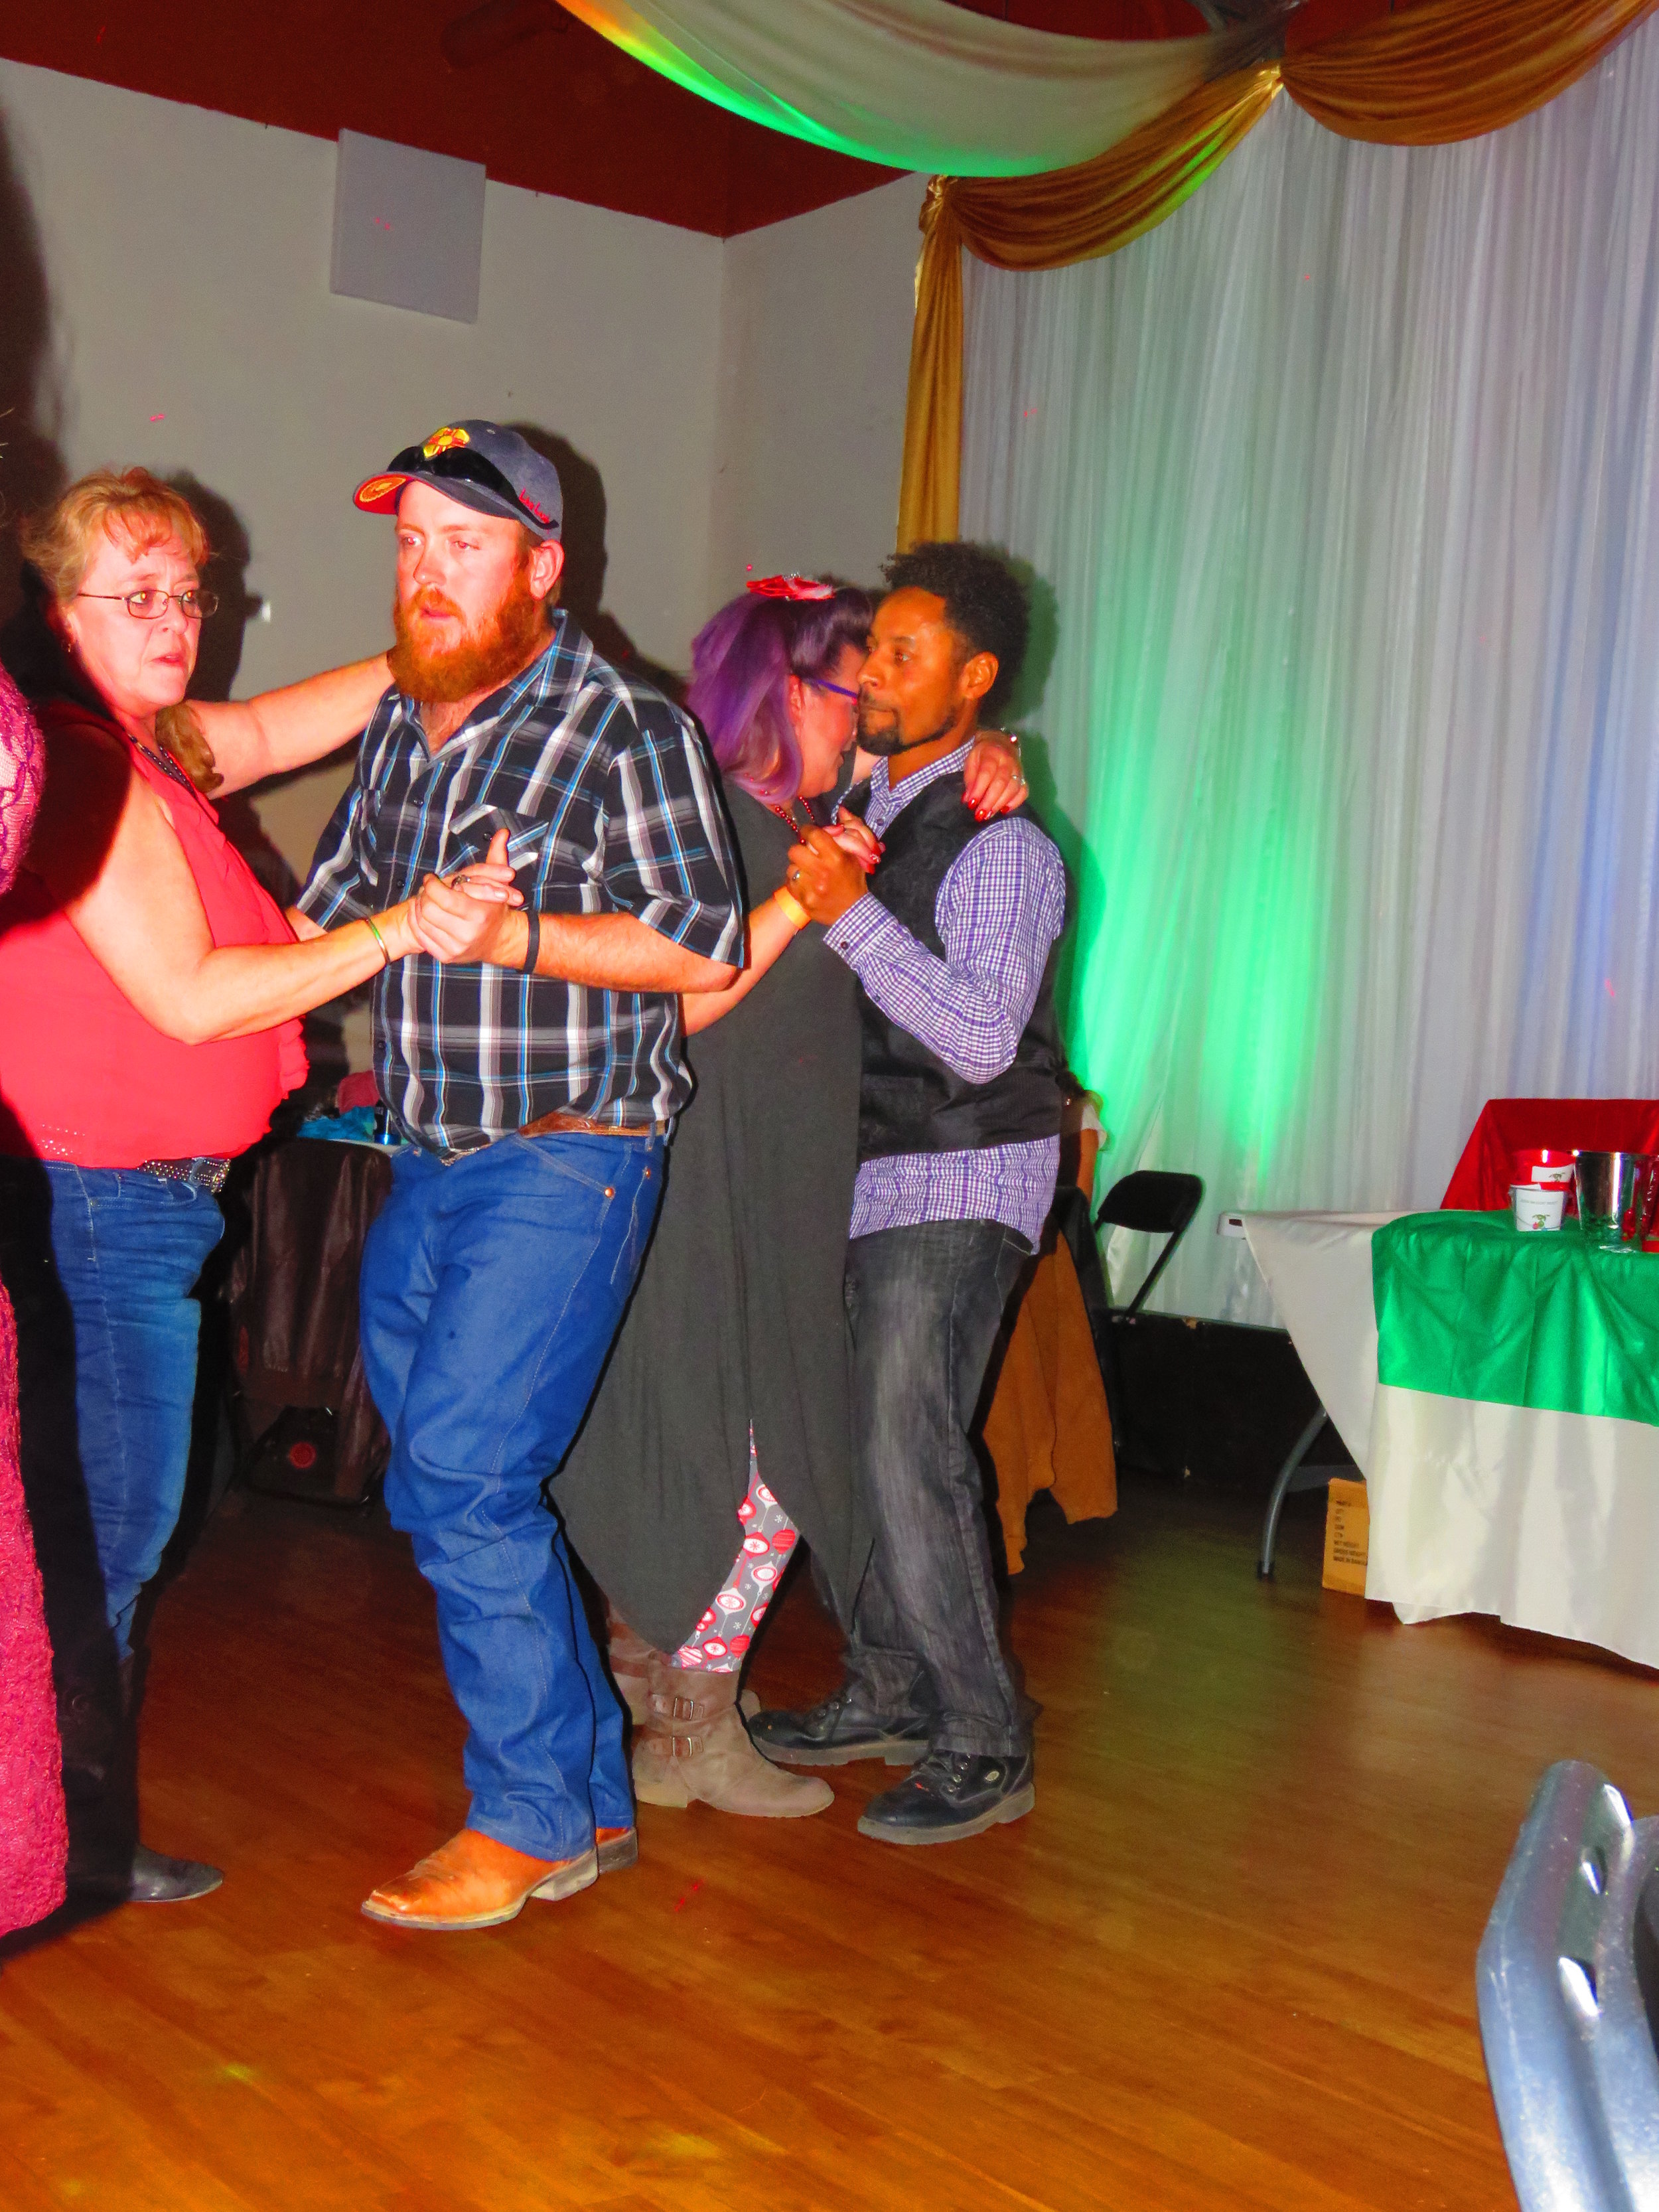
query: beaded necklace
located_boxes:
[132,733,198,798]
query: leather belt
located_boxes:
[518,1109,664,1142]
[138,1155,230,1194]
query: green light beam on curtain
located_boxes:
[960,17,1659,1321]
[559,0,1263,177]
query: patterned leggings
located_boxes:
[674,1431,800,1672]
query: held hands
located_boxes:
[963,730,1027,820]
[784,824,872,928]
[826,807,882,875]
[407,827,526,966]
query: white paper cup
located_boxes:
[1512,1183,1565,1231]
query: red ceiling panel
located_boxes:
[0,1,1210,238]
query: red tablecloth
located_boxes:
[1441,1099,1659,1210]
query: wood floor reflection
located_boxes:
[3,1471,1649,2211]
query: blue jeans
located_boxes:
[358,1130,663,1862]
[842,1218,1031,1761]
[0,1159,226,1665]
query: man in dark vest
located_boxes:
[754,542,1066,1845]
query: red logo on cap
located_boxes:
[354,474,407,511]
[422,425,470,457]
[520,493,552,525]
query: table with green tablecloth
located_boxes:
[1368,1209,1659,1666]
[1245,1208,1659,1670]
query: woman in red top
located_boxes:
[0,469,510,1908]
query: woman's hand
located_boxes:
[963,729,1027,820]
[828,807,882,875]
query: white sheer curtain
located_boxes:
[960,21,1659,1323]
[561,1,1248,175]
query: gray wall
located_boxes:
[708,174,927,600]
[0,60,925,913]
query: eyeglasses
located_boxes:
[76,587,220,621]
[810,678,860,702]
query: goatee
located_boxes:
[855,701,961,757]
[389,567,548,704]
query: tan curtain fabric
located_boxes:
[1284,0,1659,145]
[898,62,1282,550]
[898,0,1658,548]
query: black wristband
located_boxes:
[522,907,541,975]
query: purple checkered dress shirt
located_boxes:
[824,742,1065,1249]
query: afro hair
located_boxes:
[881,540,1030,713]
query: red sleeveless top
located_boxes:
[0,701,307,1167]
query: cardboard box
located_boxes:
[1322,1476,1370,1595]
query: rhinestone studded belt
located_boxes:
[137,1155,231,1195]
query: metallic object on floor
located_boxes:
[1256,1404,1354,1579]
[1477,1759,1659,2211]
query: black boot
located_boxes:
[60,1647,222,1905]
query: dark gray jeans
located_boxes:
[842,1217,1031,1761]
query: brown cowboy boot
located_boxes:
[633,1660,833,1818]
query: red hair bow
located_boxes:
[745,574,834,601]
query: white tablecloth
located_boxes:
[1242,1213,1400,1473]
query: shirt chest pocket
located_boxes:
[442,804,548,879]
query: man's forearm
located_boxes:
[521,909,735,992]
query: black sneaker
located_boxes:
[857,1750,1034,1846]
[749,1688,931,1768]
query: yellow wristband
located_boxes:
[774,886,810,931]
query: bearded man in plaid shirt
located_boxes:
[295,423,741,1931]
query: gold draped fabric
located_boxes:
[1283,0,1659,146]
[898,63,1281,552]
[898,0,1659,548]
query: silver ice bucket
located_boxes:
[1573,1151,1657,1246]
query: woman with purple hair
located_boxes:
[557,577,1024,1819]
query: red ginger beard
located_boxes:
[388,560,549,704]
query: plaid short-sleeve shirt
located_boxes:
[297,615,741,1154]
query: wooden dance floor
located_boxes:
[3,1470,1654,2210]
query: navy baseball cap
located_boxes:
[354,419,563,540]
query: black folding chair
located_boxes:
[1089,1171,1204,1472]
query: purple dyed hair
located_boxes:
[687,583,873,804]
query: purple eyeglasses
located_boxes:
[810,678,860,702]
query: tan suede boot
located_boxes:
[605,1605,657,1730]
[633,1662,833,1818]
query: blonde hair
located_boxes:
[19,468,220,791]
